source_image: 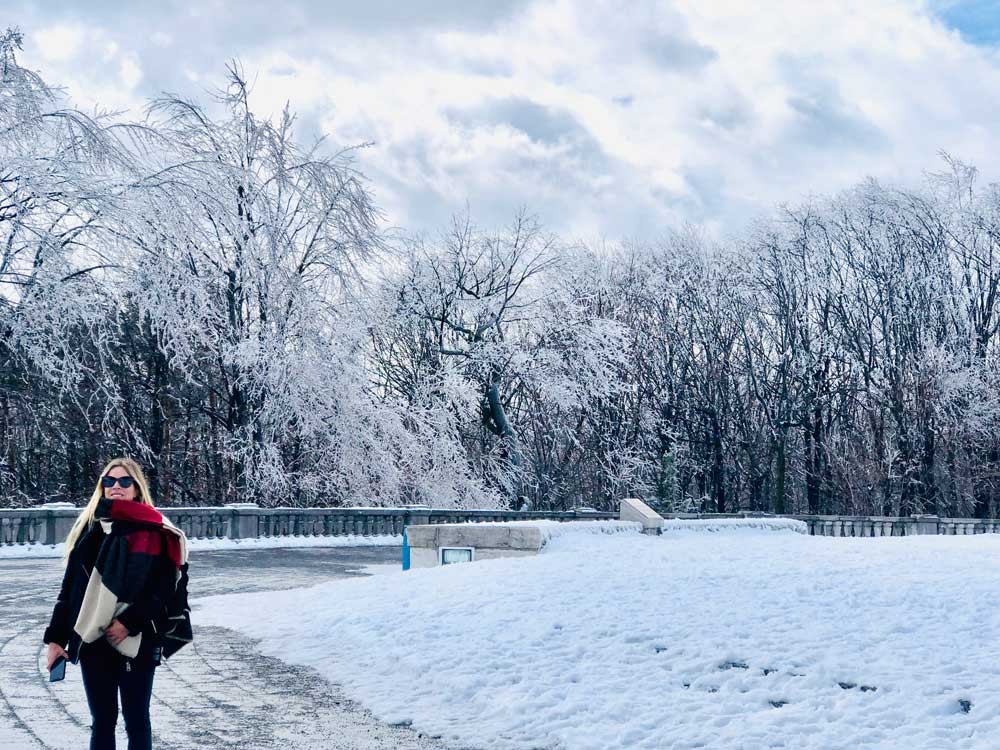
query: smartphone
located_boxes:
[49,655,66,682]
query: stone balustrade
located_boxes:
[0,504,616,546]
[0,511,45,545]
[2,503,998,547]
[796,514,1000,537]
[664,513,1000,537]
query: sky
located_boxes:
[6,0,1000,242]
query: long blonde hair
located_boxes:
[62,457,156,565]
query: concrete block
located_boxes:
[506,526,545,550]
[409,547,439,569]
[473,548,538,562]
[620,497,664,535]
[403,525,439,547]
[404,523,547,568]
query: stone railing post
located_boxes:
[404,509,431,528]
[39,502,77,545]
[224,503,260,540]
[906,514,940,535]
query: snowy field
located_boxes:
[0,532,403,559]
[195,521,1000,750]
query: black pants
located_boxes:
[79,637,157,750]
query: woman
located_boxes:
[43,458,191,750]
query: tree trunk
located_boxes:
[711,418,725,513]
[482,369,522,497]
[772,432,787,515]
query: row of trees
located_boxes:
[4,29,1000,515]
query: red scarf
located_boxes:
[99,498,183,570]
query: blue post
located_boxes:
[402,526,410,571]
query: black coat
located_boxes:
[43,520,184,667]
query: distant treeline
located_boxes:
[2,29,999,514]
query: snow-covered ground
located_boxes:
[196,521,1000,750]
[0,533,402,559]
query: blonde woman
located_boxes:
[43,458,191,750]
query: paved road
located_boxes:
[0,547,467,750]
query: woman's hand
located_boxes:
[105,619,129,646]
[46,642,69,670]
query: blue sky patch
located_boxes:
[933,0,1000,45]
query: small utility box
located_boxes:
[440,547,475,565]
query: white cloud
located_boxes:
[13,0,1000,241]
[119,56,143,91]
[21,21,146,115]
[34,23,84,62]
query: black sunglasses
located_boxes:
[102,475,135,489]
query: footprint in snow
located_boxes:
[718,660,749,671]
[838,681,878,692]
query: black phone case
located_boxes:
[49,656,66,682]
